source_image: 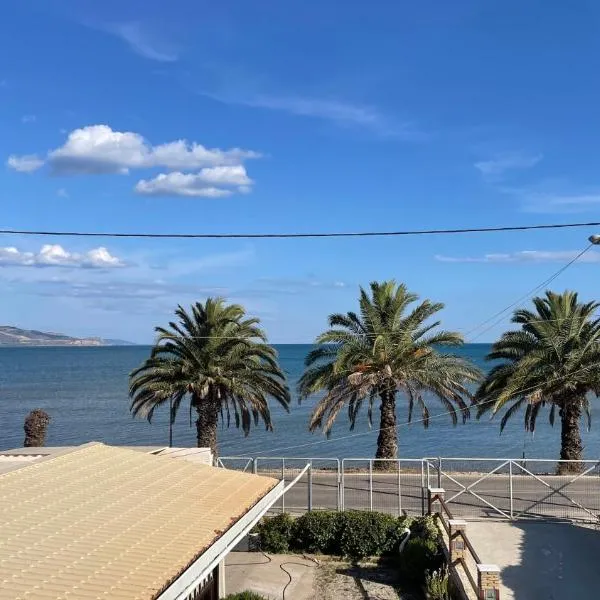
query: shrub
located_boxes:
[254,511,442,565]
[223,593,268,600]
[293,510,344,554]
[255,513,295,553]
[337,510,399,560]
[410,514,439,542]
[386,516,414,554]
[399,537,443,584]
[424,567,450,600]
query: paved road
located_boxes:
[253,469,600,522]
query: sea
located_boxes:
[2,344,600,460]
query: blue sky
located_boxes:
[2,0,600,343]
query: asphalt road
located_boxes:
[254,469,600,522]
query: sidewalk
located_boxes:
[467,521,600,599]
[225,552,316,600]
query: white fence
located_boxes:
[217,456,600,522]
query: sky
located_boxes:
[2,0,600,343]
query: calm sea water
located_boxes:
[1,344,599,459]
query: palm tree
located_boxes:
[129,298,290,458]
[475,291,600,474]
[298,281,482,464]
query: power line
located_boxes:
[150,309,600,342]
[2,221,600,239]
[465,244,593,341]
[237,361,600,456]
[142,245,596,343]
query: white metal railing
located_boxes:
[425,457,600,521]
[217,455,600,522]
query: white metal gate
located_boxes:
[217,456,600,522]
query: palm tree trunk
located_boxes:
[195,394,220,460]
[558,399,583,475]
[375,389,398,470]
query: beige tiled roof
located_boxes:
[0,443,277,600]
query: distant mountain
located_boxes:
[102,339,138,346]
[0,326,136,347]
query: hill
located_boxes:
[0,326,136,347]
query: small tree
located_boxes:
[23,409,51,447]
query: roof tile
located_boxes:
[0,443,277,599]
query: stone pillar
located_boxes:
[477,564,500,599]
[448,519,467,562]
[427,487,445,514]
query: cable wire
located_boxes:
[464,244,593,341]
[1,221,600,239]
[122,243,596,343]
[235,360,600,456]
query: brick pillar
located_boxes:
[477,564,500,599]
[448,519,467,562]
[427,487,445,514]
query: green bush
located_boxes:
[398,537,443,584]
[223,592,268,600]
[385,516,414,554]
[254,511,442,565]
[409,514,439,542]
[255,513,295,553]
[424,567,450,600]
[293,510,344,554]
[337,510,399,560]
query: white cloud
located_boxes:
[48,125,147,174]
[6,154,44,173]
[57,188,69,198]
[435,250,600,264]
[102,22,179,62]
[135,166,252,197]
[499,180,600,213]
[0,245,126,268]
[250,95,382,127]
[522,192,600,213]
[166,248,255,276]
[149,140,260,170]
[21,115,36,124]
[474,152,542,179]
[252,277,351,294]
[8,125,261,179]
[201,89,422,139]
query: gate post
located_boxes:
[509,460,514,519]
[448,519,467,563]
[421,460,425,516]
[427,487,445,514]
[369,460,374,512]
[308,461,313,512]
[477,564,501,599]
[340,460,344,511]
[397,460,402,516]
[281,458,285,514]
[437,456,442,489]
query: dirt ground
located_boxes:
[313,559,417,600]
[225,552,421,599]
